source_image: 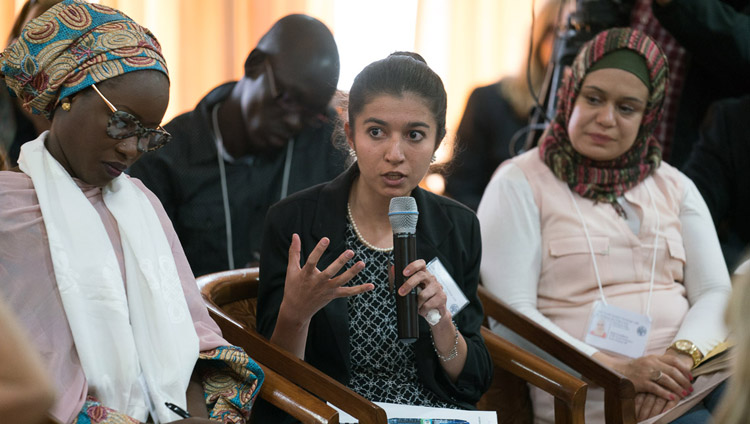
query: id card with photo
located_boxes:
[584,300,651,358]
[426,257,469,316]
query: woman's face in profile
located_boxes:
[46,71,169,187]
[347,92,437,201]
[567,68,649,161]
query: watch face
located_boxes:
[675,340,690,351]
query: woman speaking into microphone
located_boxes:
[256,52,491,416]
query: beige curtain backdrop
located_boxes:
[2,0,541,154]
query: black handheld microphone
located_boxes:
[389,196,419,344]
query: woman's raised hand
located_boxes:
[273,234,373,358]
[281,234,373,323]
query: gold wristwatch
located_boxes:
[669,340,703,368]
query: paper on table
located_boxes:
[330,401,498,424]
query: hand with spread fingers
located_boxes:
[271,233,373,358]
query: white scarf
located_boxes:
[18,133,200,423]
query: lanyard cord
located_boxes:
[567,180,660,319]
[568,189,608,305]
[280,138,293,200]
[211,103,235,270]
[644,182,660,319]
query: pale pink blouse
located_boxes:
[0,170,227,424]
[478,149,731,423]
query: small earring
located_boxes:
[61,101,71,111]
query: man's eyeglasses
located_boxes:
[91,84,171,153]
[264,59,329,128]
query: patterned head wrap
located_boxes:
[0,0,168,118]
[538,27,668,216]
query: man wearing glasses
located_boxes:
[129,14,346,277]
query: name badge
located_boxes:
[426,257,469,316]
[584,300,651,359]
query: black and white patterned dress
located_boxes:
[344,222,455,408]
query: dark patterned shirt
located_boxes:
[344,222,454,408]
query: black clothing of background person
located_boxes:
[129,14,344,277]
[683,95,750,270]
[444,80,527,211]
[652,0,750,168]
[128,82,346,276]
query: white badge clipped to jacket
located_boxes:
[426,257,469,317]
[584,300,651,358]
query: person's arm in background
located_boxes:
[0,295,55,424]
[653,0,750,82]
[681,96,750,271]
[681,99,738,226]
[445,88,494,211]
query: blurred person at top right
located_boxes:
[713,263,750,424]
[444,0,559,211]
[643,0,750,167]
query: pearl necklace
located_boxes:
[347,202,393,253]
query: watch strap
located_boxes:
[669,340,703,368]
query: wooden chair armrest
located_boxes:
[205,301,387,424]
[198,268,259,306]
[259,365,340,424]
[481,327,587,424]
[478,286,636,424]
[43,364,335,424]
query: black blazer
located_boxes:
[257,164,492,411]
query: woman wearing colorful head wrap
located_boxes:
[0,1,262,423]
[478,28,731,423]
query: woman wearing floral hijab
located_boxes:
[0,1,262,422]
[478,28,731,423]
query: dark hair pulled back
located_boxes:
[348,51,447,145]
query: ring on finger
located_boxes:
[651,370,664,382]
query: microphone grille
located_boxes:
[389,196,419,234]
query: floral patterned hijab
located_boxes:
[0,0,167,118]
[539,27,668,215]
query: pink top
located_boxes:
[478,148,732,423]
[515,149,688,356]
[0,170,227,424]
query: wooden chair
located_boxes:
[199,268,387,424]
[198,268,589,424]
[37,375,333,424]
[478,285,638,424]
